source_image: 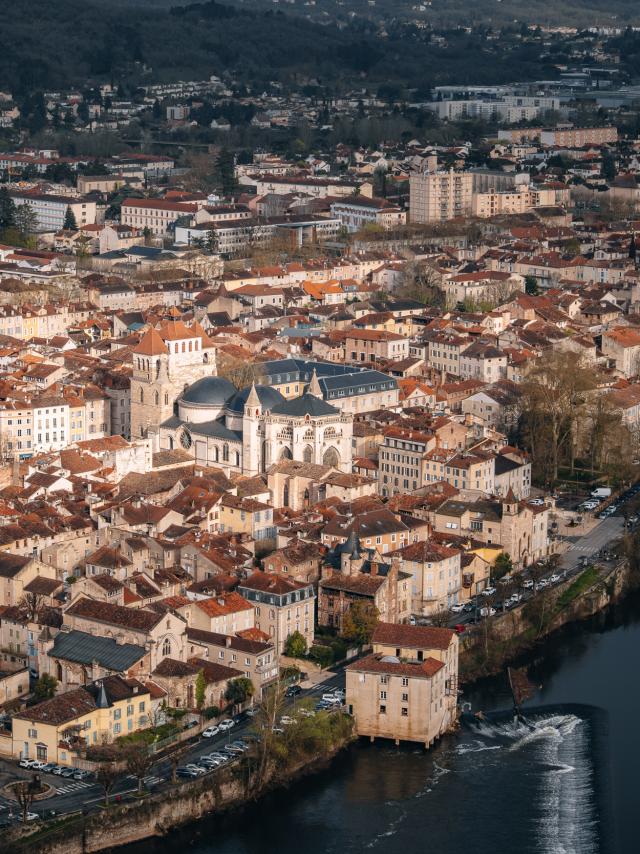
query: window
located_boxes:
[401,707,408,717]
[114,723,122,734]
[28,728,37,738]
[113,709,121,720]
[401,677,409,687]
[380,690,387,700]
[402,693,409,702]
[162,638,171,657]
[379,704,386,715]
[127,704,134,716]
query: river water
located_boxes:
[130,592,640,854]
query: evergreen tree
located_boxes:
[205,228,219,254]
[64,206,78,231]
[14,203,38,237]
[0,188,16,230]
[216,147,237,196]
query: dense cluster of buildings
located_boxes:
[4,75,640,759]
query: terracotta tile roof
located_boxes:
[133,327,169,356]
[64,597,164,632]
[347,652,444,679]
[194,592,253,617]
[372,621,454,651]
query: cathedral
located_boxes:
[131,321,353,476]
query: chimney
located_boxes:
[225,636,232,648]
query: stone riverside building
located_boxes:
[346,622,459,747]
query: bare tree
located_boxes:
[19,591,44,622]
[96,762,122,806]
[217,355,265,390]
[14,780,35,823]
[430,608,453,627]
[125,745,155,796]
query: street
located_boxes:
[0,671,347,822]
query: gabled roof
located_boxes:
[49,629,146,671]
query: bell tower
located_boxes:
[130,327,173,439]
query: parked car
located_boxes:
[17,813,39,823]
[481,586,497,597]
[450,603,465,613]
[529,498,545,506]
[51,766,66,775]
[202,726,220,738]
[59,767,75,778]
[18,758,35,768]
[73,770,90,781]
[176,767,199,779]
[184,764,207,776]
[285,685,302,698]
[479,607,496,617]
[271,726,284,735]
[550,573,562,583]
[522,579,534,589]
[454,624,466,634]
[279,716,295,726]
[299,709,316,718]
[218,719,235,731]
[40,763,57,774]
[537,578,550,589]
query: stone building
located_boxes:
[130,319,218,440]
[346,622,459,747]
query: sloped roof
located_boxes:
[48,629,146,671]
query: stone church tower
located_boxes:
[131,320,217,440]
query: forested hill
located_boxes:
[222,0,640,28]
[0,0,559,96]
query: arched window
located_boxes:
[203,352,209,364]
[235,451,240,467]
[214,446,219,462]
[280,447,293,461]
[223,444,229,462]
[155,359,161,379]
[303,445,313,463]
[162,638,171,657]
[164,392,169,406]
[154,390,159,406]
[139,388,144,403]
[57,662,63,682]
[323,446,340,467]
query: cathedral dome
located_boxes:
[181,376,236,406]
[226,384,285,413]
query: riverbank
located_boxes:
[7,717,355,854]
[459,558,636,684]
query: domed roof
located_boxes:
[181,376,236,406]
[227,384,285,413]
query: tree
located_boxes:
[341,600,380,646]
[125,744,155,796]
[14,780,35,824]
[19,590,44,622]
[195,669,206,713]
[284,630,307,659]
[524,274,539,295]
[225,677,254,711]
[430,608,453,627]
[205,228,219,255]
[493,552,514,580]
[0,188,16,231]
[63,206,78,231]
[519,351,596,487]
[96,761,122,806]
[217,355,265,390]
[398,261,444,307]
[33,673,58,702]
[216,147,237,196]
[14,203,38,237]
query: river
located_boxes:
[129,592,640,854]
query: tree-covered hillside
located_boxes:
[0,0,559,96]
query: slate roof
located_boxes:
[270,393,338,417]
[48,629,146,671]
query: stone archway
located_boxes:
[303,445,313,463]
[280,446,293,461]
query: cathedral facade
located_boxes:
[131,324,353,476]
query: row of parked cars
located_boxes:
[176,739,251,778]
[18,758,91,781]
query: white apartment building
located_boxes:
[10,193,97,233]
[330,196,406,233]
[410,170,473,224]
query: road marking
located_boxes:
[56,781,91,794]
